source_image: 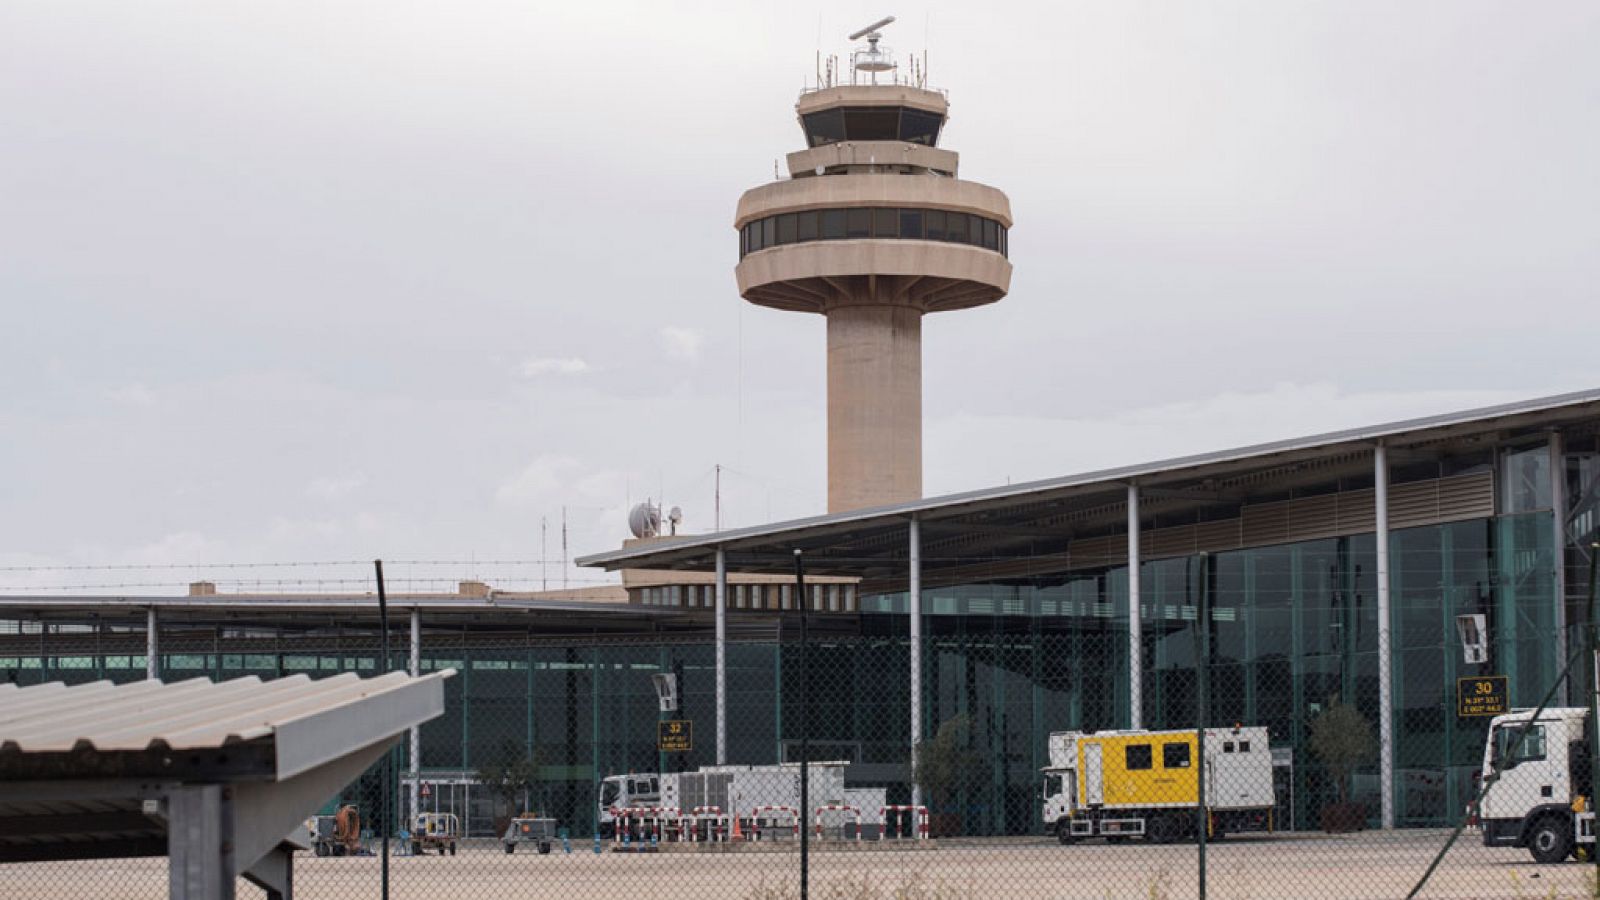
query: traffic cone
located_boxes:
[731,812,743,842]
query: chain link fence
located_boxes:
[2,539,1597,896]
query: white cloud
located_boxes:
[520,356,591,377]
[660,327,704,362]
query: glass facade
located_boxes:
[801,106,944,147]
[0,511,1565,838]
[741,207,1008,258]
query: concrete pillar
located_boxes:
[715,547,728,765]
[827,305,922,513]
[909,517,922,809]
[410,609,421,823]
[146,607,159,681]
[1128,484,1142,730]
[1375,443,1395,830]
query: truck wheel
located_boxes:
[314,843,329,858]
[504,843,515,854]
[411,842,421,856]
[449,842,458,856]
[1529,817,1572,864]
[1055,821,1076,845]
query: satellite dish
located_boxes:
[667,506,683,536]
[628,502,662,539]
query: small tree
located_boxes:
[913,714,985,811]
[1308,695,1376,805]
[475,741,543,825]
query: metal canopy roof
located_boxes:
[0,670,452,897]
[0,670,451,781]
[577,387,1600,579]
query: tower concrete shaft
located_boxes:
[735,80,1012,513]
[827,304,922,513]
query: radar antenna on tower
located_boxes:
[848,15,897,84]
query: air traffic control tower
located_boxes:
[735,17,1013,513]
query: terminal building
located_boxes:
[4,389,1598,837]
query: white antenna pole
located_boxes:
[715,464,723,532]
[561,506,568,591]
[541,517,548,592]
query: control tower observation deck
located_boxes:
[734,21,1013,513]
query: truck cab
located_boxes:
[597,773,660,837]
[1479,707,1593,863]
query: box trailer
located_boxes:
[1042,726,1275,843]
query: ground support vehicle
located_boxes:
[598,762,872,840]
[1479,707,1596,863]
[502,814,558,854]
[1042,726,1275,844]
[306,805,363,857]
[411,812,460,855]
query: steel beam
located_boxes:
[146,607,159,681]
[410,608,421,822]
[167,784,232,900]
[1128,483,1142,730]
[1376,443,1394,830]
[715,547,728,765]
[909,517,922,809]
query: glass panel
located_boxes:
[846,208,871,238]
[899,209,923,239]
[798,210,819,242]
[761,217,775,249]
[872,208,897,237]
[821,209,847,239]
[925,209,946,241]
[899,108,943,145]
[776,214,798,245]
[968,215,984,244]
[983,218,999,250]
[1162,742,1191,768]
[948,212,968,243]
[801,109,846,147]
[842,107,899,141]
[1501,446,1552,513]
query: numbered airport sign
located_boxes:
[658,719,692,752]
[1457,675,1508,717]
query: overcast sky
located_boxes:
[2,1,1596,593]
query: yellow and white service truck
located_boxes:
[1478,707,1595,863]
[1042,726,1275,843]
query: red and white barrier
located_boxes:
[879,805,929,840]
[748,805,800,840]
[814,804,862,841]
[613,806,682,843]
[687,806,729,843]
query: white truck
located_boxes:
[1042,727,1276,843]
[597,763,885,840]
[1479,707,1595,863]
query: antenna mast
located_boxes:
[847,16,897,86]
[541,516,548,591]
[561,506,569,591]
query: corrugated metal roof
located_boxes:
[0,670,453,773]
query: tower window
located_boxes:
[846,208,872,239]
[776,214,799,245]
[899,209,923,239]
[740,208,1009,258]
[871,208,897,238]
[822,210,847,239]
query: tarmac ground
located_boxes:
[2,829,1594,899]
